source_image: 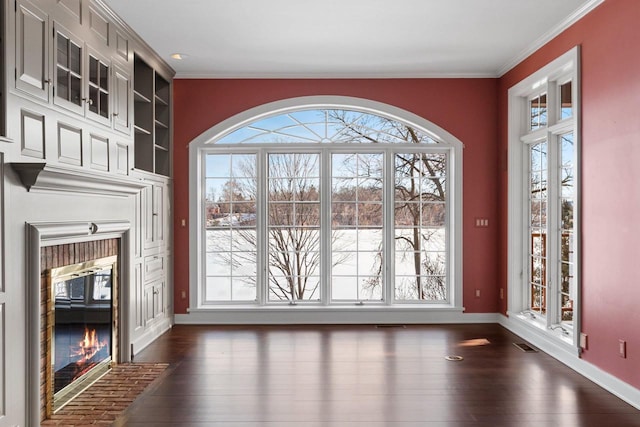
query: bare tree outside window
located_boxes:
[204,109,450,304]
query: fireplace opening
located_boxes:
[48,255,118,412]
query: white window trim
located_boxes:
[188,96,464,321]
[507,47,581,353]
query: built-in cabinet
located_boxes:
[134,54,171,176]
[15,0,49,102]
[138,175,171,330]
[1,0,173,424]
[4,0,174,385]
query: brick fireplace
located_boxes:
[27,221,132,424]
[40,239,119,418]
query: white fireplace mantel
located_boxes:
[25,220,132,426]
[10,163,147,197]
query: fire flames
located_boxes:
[73,327,108,364]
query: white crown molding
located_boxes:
[498,0,604,77]
[173,71,498,80]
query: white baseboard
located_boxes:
[131,318,172,359]
[499,314,640,410]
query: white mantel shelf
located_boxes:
[10,163,148,197]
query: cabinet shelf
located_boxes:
[134,90,152,104]
[134,124,152,135]
[154,94,168,106]
[133,54,171,177]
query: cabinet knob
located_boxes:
[44,79,52,85]
[83,98,94,105]
[113,112,119,117]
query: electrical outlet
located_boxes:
[499,288,504,300]
[474,218,489,227]
[475,289,481,298]
[579,333,588,350]
[619,339,627,358]
[181,290,187,299]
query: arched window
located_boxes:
[189,97,463,313]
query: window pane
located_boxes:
[89,86,98,113]
[70,75,81,105]
[99,62,109,90]
[331,153,384,302]
[204,154,257,302]
[57,35,68,67]
[57,69,69,100]
[530,94,548,130]
[560,81,572,120]
[558,132,575,326]
[394,152,448,302]
[99,92,108,117]
[528,140,548,316]
[358,203,382,227]
[89,57,98,85]
[268,154,322,302]
[206,154,231,178]
[69,42,81,74]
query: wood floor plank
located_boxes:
[114,324,640,427]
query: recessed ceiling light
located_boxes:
[170,53,187,60]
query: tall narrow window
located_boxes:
[267,153,321,302]
[394,153,447,301]
[205,153,258,302]
[528,140,548,316]
[508,47,579,347]
[194,102,462,312]
[331,153,384,301]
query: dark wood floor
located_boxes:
[113,324,640,426]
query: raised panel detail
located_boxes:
[116,32,129,61]
[58,123,83,165]
[21,110,45,158]
[57,0,82,24]
[134,263,143,330]
[116,142,129,175]
[89,8,109,44]
[113,66,131,134]
[16,0,49,101]
[144,254,164,283]
[89,134,109,171]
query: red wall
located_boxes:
[173,79,499,314]
[498,0,640,388]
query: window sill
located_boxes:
[506,311,579,357]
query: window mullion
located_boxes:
[546,133,560,327]
[320,148,331,305]
[257,148,267,306]
[384,148,394,305]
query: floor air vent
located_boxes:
[375,324,406,328]
[513,342,538,352]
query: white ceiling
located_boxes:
[102,0,600,78]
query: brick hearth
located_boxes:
[41,363,168,426]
